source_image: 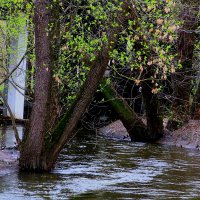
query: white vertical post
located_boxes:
[6,27,27,119]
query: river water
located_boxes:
[0,126,200,199]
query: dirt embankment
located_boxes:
[159,120,200,149]
[99,120,200,150]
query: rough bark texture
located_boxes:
[45,2,61,133]
[46,1,138,168]
[141,71,164,141]
[20,0,53,170]
[168,3,199,129]
[101,80,147,142]
[46,50,110,167]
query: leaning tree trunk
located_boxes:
[167,2,199,130]
[101,80,148,142]
[44,1,138,170]
[20,0,138,171]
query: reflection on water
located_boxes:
[0,125,23,149]
[1,126,200,199]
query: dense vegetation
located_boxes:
[0,0,199,171]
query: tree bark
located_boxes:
[45,1,61,133]
[101,80,147,142]
[20,0,53,170]
[168,2,199,129]
[46,1,139,170]
[141,71,164,141]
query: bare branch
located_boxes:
[0,47,34,86]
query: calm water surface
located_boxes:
[0,126,200,199]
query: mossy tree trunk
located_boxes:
[101,80,148,142]
[44,1,138,170]
[102,77,164,142]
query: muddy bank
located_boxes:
[99,120,200,150]
[159,120,200,149]
[99,120,131,141]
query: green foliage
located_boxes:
[0,0,199,106]
[58,0,122,107]
[109,0,182,94]
[0,20,7,83]
[0,0,34,91]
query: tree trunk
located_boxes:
[141,71,164,141]
[191,4,200,119]
[20,0,54,171]
[46,1,138,170]
[101,80,147,142]
[167,2,199,129]
[20,0,138,171]
[45,1,61,133]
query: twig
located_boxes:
[0,47,34,86]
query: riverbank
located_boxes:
[99,119,200,150]
[1,119,200,175]
[159,120,200,149]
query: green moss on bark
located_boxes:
[101,80,147,142]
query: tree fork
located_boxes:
[20,0,138,171]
